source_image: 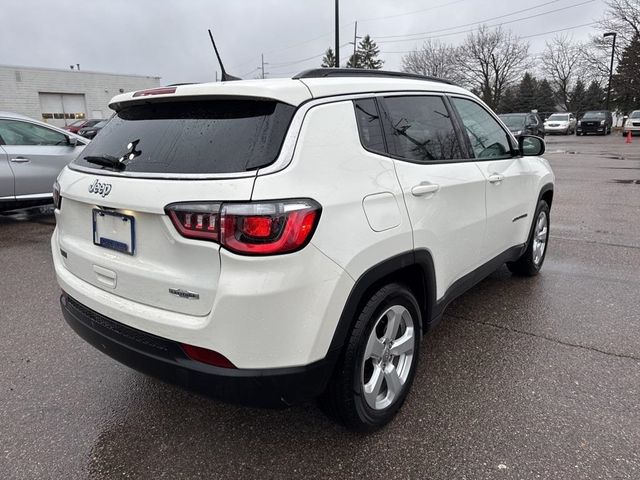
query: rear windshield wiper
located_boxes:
[83,155,126,171]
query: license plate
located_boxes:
[93,209,135,255]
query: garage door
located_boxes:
[39,93,87,127]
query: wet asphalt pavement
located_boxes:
[1,134,639,479]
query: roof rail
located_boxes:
[293,68,456,85]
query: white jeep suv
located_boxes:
[51,69,554,431]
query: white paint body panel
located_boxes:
[252,101,413,281]
[393,160,487,299]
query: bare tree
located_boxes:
[597,0,640,46]
[584,0,640,86]
[540,35,590,110]
[454,25,530,109]
[401,39,462,82]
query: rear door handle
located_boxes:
[488,174,505,184]
[411,183,440,196]
[10,157,30,163]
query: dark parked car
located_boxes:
[63,119,104,134]
[77,120,107,139]
[576,110,613,136]
[498,112,545,138]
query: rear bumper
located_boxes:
[60,292,338,407]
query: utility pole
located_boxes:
[258,54,269,79]
[349,21,362,68]
[335,0,340,67]
[604,32,617,111]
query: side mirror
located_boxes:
[518,135,545,156]
[67,135,78,147]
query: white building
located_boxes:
[0,65,160,127]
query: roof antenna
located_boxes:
[208,29,240,81]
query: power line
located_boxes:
[374,0,563,39]
[375,0,596,44]
[269,43,351,70]
[358,0,471,23]
[520,21,598,38]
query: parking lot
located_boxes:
[1,134,639,479]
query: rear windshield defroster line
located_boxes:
[73,99,296,174]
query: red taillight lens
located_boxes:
[167,203,221,241]
[132,86,177,97]
[165,199,321,255]
[181,344,236,369]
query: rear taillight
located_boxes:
[53,181,62,209]
[166,199,321,255]
[166,203,221,241]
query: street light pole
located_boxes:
[335,0,340,67]
[604,32,617,111]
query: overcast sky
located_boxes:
[0,0,607,84]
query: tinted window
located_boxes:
[0,120,68,146]
[630,111,640,119]
[452,98,513,160]
[74,100,295,174]
[353,98,386,154]
[499,114,526,129]
[582,111,606,119]
[382,96,462,162]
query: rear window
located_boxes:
[73,99,295,174]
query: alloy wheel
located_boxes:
[361,305,416,410]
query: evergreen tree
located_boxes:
[584,81,606,110]
[356,35,384,69]
[346,51,363,68]
[321,48,336,68]
[515,72,539,112]
[569,79,587,116]
[535,79,558,114]
[497,86,518,113]
[612,35,640,114]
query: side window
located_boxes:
[382,95,462,163]
[0,120,68,146]
[353,98,386,154]
[451,97,513,160]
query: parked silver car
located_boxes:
[0,112,87,212]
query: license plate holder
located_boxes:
[93,209,135,255]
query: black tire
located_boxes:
[320,283,421,432]
[507,200,550,276]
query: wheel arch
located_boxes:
[327,250,437,356]
[539,182,554,208]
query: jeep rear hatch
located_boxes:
[57,97,296,317]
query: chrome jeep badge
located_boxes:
[88,179,112,197]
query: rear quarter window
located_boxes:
[73,99,296,174]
